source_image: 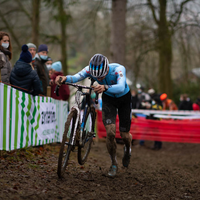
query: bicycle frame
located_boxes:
[63,79,96,147]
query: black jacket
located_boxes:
[34,54,48,95]
[178,100,193,111]
[10,60,41,96]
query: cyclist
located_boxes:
[55,54,132,177]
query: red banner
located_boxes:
[97,111,200,143]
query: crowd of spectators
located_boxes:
[0,31,70,101]
[131,85,200,112]
[131,85,200,150]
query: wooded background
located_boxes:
[0,0,200,103]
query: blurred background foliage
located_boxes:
[0,0,200,104]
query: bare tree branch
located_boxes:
[170,0,192,27]
[147,0,159,25]
[16,0,32,21]
[40,33,60,43]
[0,10,21,48]
[127,3,149,11]
[174,22,200,32]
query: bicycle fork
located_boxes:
[69,106,80,146]
[79,105,89,146]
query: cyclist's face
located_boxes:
[97,76,106,81]
[97,67,109,81]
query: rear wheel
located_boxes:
[78,106,96,165]
[57,109,77,178]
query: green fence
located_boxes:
[0,83,68,151]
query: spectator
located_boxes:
[160,93,178,110]
[46,57,53,71]
[27,42,37,69]
[149,96,163,150]
[137,86,151,146]
[192,98,200,111]
[27,43,37,59]
[34,44,49,95]
[10,44,41,96]
[131,89,138,109]
[178,94,193,111]
[148,88,162,106]
[137,86,151,109]
[50,61,70,101]
[0,31,12,84]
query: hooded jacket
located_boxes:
[10,60,41,96]
[0,47,12,84]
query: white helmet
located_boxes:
[89,54,109,78]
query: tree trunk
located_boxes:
[32,0,40,47]
[110,0,126,65]
[58,0,68,75]
[158,0,172,97]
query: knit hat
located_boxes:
[51,61,62,72]
[26,43,37,49]
[19,44,32,63]
[160,93,167,101]
[38,44,48,52]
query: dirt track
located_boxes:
[0,139,200,200]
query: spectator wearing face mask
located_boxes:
[34,44,49,95]
[0,31,12,84]
[148,88,162,107]
[136,86,151,109]
[46,57,52,71]
[10,45,41,96]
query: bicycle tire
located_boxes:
[57,109,77,178]
[78,106,96,165]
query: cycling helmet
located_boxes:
[89,54,109,78]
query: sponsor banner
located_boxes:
[0,83,68,151]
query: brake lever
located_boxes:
[54,77,63,96]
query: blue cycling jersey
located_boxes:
[65,63,130,98]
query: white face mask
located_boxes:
[46,64,52,70]
[2,42,9,49]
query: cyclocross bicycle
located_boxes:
[55,78,98,178]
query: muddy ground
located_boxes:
[0,139,200,200]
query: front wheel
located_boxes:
[57,109,77,178]
[78,106,96,165]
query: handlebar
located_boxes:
[54,77,99,104]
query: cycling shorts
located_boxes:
[102,90,132,132]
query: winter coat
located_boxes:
[178,100,193,111]
[50,71,70,101]
[0,48,12,84]
[10,60,41,96]
[34,54,49,95]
